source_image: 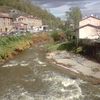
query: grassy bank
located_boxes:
[45,42,76,52]
[0,34,33,61]
[0,33,51,62]
[46,30,83,53]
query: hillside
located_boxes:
[0,0,62,28]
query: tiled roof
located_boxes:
[80,16,100,22]
[0,13,12,19]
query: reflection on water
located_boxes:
[0,46,100,100]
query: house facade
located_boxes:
[79,16,100,39]
[0,13,13,34]
[15,15,42,32]
[13,22,27,32]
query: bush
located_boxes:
[45,43,60,52]
[50,31,60,41]
[57,41,76,51]
[0,34,33,60]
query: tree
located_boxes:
[65,7,82,47]
[66,7,82,29]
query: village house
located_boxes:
[0,13,13,34]
[13,21,27,32]
[14,15,42,32]
[39,25,49,32]
[79,16,100,39]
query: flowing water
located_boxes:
[0,45,100,100]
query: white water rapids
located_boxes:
[0,46,100,100]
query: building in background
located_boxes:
[79,16,100,39]
[14,15,43,32]
[39,25,49,32]
[13,21,27,32]
[0,12,13,34]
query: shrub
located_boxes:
[57,41,76,51]
[0,34,33,60]
[50,31,60,41]
[45,43,60,52]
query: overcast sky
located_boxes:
[32,0,100,19]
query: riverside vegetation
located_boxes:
[46,30,78,52]
[0,33,51,62]
[46,7,82,52]
[0,34,32,61]
[46,29,100,62]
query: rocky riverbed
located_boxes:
[47,51,100,84]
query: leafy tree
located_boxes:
[66,7,82,29]
[65,7,82,47]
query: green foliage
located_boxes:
[0,34,32,60]
[64,29,74,40]
[66,7,82,29]
[57,43,68,50]
[46,39,77,52]
[57,41,76,51]
[50,31,60,41]
[45,43,61,52]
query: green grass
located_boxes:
[0,34,33,60]
[46,42,76,52]
[45,43,61,52]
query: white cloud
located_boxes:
[32,0,100,19]
[49,4,70,19]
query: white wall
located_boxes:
[79,26,99,39]
[79,17,100,27]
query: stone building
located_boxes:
[15,15,42,32]
[0,13,13,34]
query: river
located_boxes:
[0,45,100,100]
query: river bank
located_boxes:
[47,50,100,84]
[0,33,51,64]
[0,34,32,63]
